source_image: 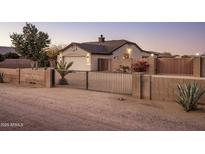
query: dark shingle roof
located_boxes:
[0,46,16,55]
[61,40,160,55]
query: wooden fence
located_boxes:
[156,58,193,75]
[55,71,132,94]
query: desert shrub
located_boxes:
[119,65,130,73]
[56,61,73,85]
[4,52,20,59]
[176,83,205,112]
[0,72,4,83]
[132,60,149,72]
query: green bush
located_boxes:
[0,54,5,62]
[4,52,20,59]
[176,83,205,112]
[132,60,149,72]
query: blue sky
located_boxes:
[0,22,205,55]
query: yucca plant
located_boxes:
[56,61,73,85]
[176,83,205,112]
[0,72,4,83]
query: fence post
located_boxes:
[17,68,21,85]
[148,57,157,75]
[86,71,89,90]
[193,56,201,77]
[132,72,142,99]
[45,68,54,88]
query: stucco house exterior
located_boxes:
[59,35,159,71]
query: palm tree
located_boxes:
[44,44,66,68]
[56,61,73,85]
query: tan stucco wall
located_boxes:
[132,73,205,104]
[91,55,110,71]
[91,44,146,71]
[60,43,151,71]
[0,68,53,88]
[111,59,133,72]
[111,44,142,59]
[59,45,91,71]
[0,68,19,84]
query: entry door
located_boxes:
[98,59,109,71]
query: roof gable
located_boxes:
[61,40,160,55]
[0,46,16,55]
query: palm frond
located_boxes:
[56,60,73,80]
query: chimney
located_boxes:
[98,35,105,42]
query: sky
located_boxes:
[0,22,205,55]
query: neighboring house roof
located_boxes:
[61,39,160,55]
[0,46,16,55]
[0,59,32,68]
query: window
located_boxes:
[123,53,130,59]
[72,45,77,52]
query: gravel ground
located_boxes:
[0,83,205,131]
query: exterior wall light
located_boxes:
[86,53,91,65]
[196,53,200,56]
[127,48,132,54]
[59,52,63,61]
[150,53,154,57]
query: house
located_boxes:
[0,46,16,55]
[59,35,160,71]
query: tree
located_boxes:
[4,52,20,59]
[43,44,66,67]
[0,54,5,62]
[10,23,51,69]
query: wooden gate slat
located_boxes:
[156,58,193,75]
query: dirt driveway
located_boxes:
[0,83,205,131]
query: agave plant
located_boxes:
[56,61,73,85]
[176,83,205,112]
[0,72,4,83]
